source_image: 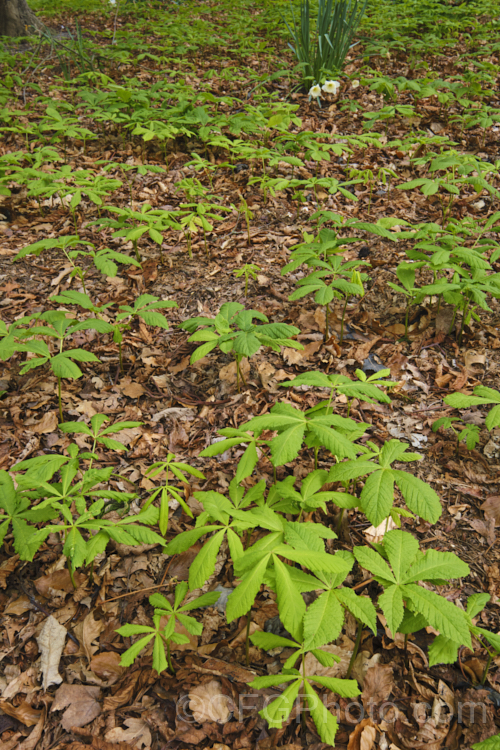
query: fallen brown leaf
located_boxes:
[347,718,377,750]
[74,610,103,663]
[36,615,67,691]
[188,680,231,723]
[0,699,41,727]
[17,707,46,750]
[361,664,394,707]
[35,568,86,596]
[3,594,32,616]
[481,496,500,525]
[90,652,124,684]
[30,410,58,434]
[51,684,102,730]
[0,555,19,588]
[435,305,455,335]
[468,517,496,546]
[120,380,146,398]
[105,717,152,748]
[219,358,250,385]
[2,665,38,699]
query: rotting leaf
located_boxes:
[105,717,152,749]
[36,615,67,691]
[481,496,500,526]
[188,679,232,724]
[51,683,101,730]
[74,610,103,663]
[0,555,19,588]
[0,699,41,727]
[347,718,377,750]
[361,664,394,707]
[90,652,124,685]
[17,707,46,750]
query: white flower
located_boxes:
[308,84,322,99]
[351,79,360,89]
[322,80,340,95]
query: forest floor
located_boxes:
[1,0,500,748]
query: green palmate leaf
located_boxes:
[383,530,419,582]
[277,564,326,593]
[226,527,244,563]
[274,556,306,642]
[200,435,247,457]
[328,460,376,483]
[251,631,299,651]
[0,519,11,547]
[486,405,500,431]
[123,524,166,547]
[235,532,284,573]
[226,555,270,622]
[50,356,84,379]
[261,678,301,729]
[98,437,128,451]
[189,529,226,590]
[152,632,168,674]
[402,584,471,648]
[12,518,45,559]
[63,527,87,569]
[307,421,357,460]
[176,613,203,635]
[308,674,361,699]
[249,673,299,689]
[472,735,500,750]
[272,545,352,575]
[150,592,173,612]
[335,588,377,633]
[235,442,259,483]
[353,546,396,584]
[427,635,459,667]
[392,470,442,524]
[269,423,307,465]
[284,521,327,553]
[474,627,500,653]
[303,589,344,649]
[360,469,394,527]
[310,648,338,667]
[100,420,142,435]
[444,392,495,410]
[378,585,404,636]
[403,549,470,584]
[180,591,221,611]
[303,679,339,745]
[467,594,491,619]
[118,633,155,667]
[165,526,220,554]
[397,609,428,635]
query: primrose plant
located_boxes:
[285,0,366,91]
